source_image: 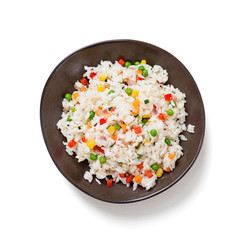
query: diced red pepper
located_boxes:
[153,104,157,110]
[145,170,153,178]
[134,126,142,134]
[82,137,87,143]
[137,162,144,169]
[94,145,105,154]
[100,118,107,125]
[110,107,116,112]
[90,72,96,79]
[80,77,88,85]
[164,93,173,101]
[118,59,125,66]
[136,75,144,81]
[68,139,76,148]
[119,173,126,178]
[107,179,113,188]
[126,175,134,183]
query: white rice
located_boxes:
[57,60,195,190]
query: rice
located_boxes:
[57,60,195,190]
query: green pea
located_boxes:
[151,164,159,171]
[99,156,106,163]
[134,61,140,65]
[165,138,171,146]
[67,115,72,122]
[144,99,150,104]
[142,118,148,123]
[89,111,95,119]
[137,154,142,159]
[65,93,72,101]
[114,124,121,131]
[141,122,146,127]
[90,154,97,161]
[167,109,174,116]
[142,69,148,77]
[71,106,76,112]
[108,90,115,95]
[138,66,145,71]
[124,61,132,68]
[125,87,133,96]
[150,129,157,137]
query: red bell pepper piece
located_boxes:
[107,179,113,188]
[100,118,107,125]
[68,139,76,148]
[137,162,144,169]
[164,93,173,101]
[94,145,105,154]
[119,173,126,178]
[90,72,96,79]
[145,170,153,178]
[126,175,134,183]
[118,59,125,66]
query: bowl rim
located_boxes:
[40,39,205,204]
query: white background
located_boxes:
[1,0,239,239]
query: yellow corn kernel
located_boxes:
[144,140,150,144]
[87,139,95,149]
[131,91,139,98]
[168,153,175,159]
[99,73,108,82]
[133,99,140,107]
[87,123,91,129]
[156,168,163,177]
[108,125,115,134]
[142,114,151,119]
[141,60,147,64]
[97,85,105,92]
[120,124,127,130]
[72,92,79,100]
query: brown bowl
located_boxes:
[40,39,205,203]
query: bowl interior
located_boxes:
[40,40,205,203]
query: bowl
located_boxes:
[40,39,205,203]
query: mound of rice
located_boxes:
[57,60,195,190]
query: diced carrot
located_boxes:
[132,107,140,115]
[87,123,91,129]
[137,162,144,169]
[126,175,134,183]
[111,135,118,141]
[107,179,113,188]
[120,124,127,131]
[164,167,171,172]
[68,139,76,148]
[168,153,175,159]
[135,175,142,183]
[80,77,88,85]
[119,173,126,178]
[136,70,142,75]
[145,170,153,178]
[133,99,140,107]
[72,92,79,100]
[96,108,103,116]
[164,93,173,101]
[134,126,142,134]
[158,113,167,121]
[81,87,87,92]
[82,137,87,143]
[118,59,125,66]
